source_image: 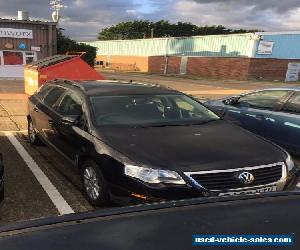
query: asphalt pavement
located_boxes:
[0,77,299,226]
[0,131,93,225]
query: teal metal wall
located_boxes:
[85,34,253,57]
[255,33,300,59]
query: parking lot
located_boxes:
[0,73,299,225]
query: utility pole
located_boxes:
[151,28,154,38]
[164,37,170,75]
[49,0,65,56]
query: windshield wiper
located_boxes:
[132,124,183,128]
[132,120,219,128]
[195,119,220,125]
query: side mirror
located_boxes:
[61,116,80,126]
[224,96,240,106]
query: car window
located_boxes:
[57,92,83,117]
[43,86,66,108]
[238,90,289,110]
[282,92,300,114]
[90,94,219,126]
[36,85,53,100]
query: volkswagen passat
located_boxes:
[27,80,299,205]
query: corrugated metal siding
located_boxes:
[87,38,168,56]
[255,34,300,59]
[86,34,252,57]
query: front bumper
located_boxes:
[108,182,203,205]
[108,167,300,206]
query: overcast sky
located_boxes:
[1,0,300,41]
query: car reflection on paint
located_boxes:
[27,80,300,206]
[205,87,300,156]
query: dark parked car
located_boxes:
[205,88,300,155]
[1,192,300,250]
[27,80,299,206]
[0,153,4,203]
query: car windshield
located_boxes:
[90,94,220,127]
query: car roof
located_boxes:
[259,87,300,91]
[53,80,180,96]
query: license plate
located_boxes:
[218,186,277,197]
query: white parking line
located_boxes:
[0,130,28,133]
[3,131,74,215]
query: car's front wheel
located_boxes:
[28,119,40,145]
[81,160,109,206]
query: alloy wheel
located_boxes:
[28,121,36,143]
[83,166,101,200]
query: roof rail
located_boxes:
[53,78,86,91]
[127,80,171,89]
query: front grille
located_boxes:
[187,163,283,191]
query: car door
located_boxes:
[37,86,66,145]
[52,90,89,163]
[29,84,53,132]
[224,90,291,137]
[266,91,300,154]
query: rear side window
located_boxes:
[43,87,65,108]
[238,90,290,110]
[282,92,300,114]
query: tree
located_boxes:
[57,28,97,66]
[98,20,261,40]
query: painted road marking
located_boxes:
[3,131,74,215]
[0,130,27,133]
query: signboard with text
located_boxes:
[0,28,33,39]
[285,63,300,82]
[257,41,274,55]
[31,46,41,52]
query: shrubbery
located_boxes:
[57,28,96,66]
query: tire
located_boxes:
[81,160,109,206]
[28,119,41,146]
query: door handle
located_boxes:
[33,107,39,112]
[255,114,265,120]
[48,120,57,126]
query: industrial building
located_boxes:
[0,11,57,78]
[87,32,300,81]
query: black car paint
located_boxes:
[1,192,300,250]
[0,153,4,202]
[27,81,297,204]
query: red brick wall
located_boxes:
[98,55,300,81]
[148,56,165,74]
[166,57,181,74]
[148,56,181,74]
[186,57,300,81]
[187,57,251,80]
[248,58,300,81]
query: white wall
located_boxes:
[0,65,24,78]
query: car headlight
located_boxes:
[286,154,295,172]
[125,165,186,185]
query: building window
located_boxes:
[25,52,35,64]
[3,51,24,65]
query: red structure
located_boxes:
[24,55,105,95]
